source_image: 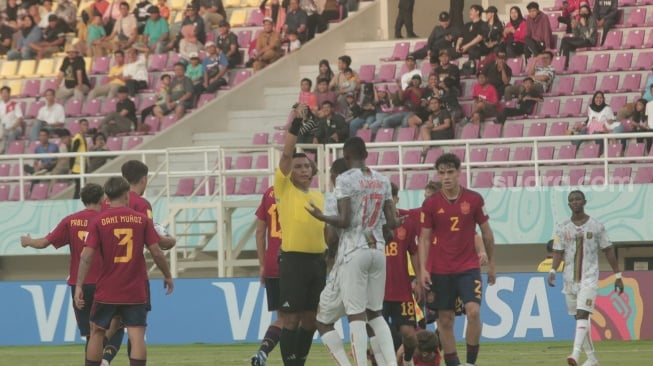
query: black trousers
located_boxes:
[524,37,546,59]
[599,16,619,45]
[395,6,415,37]
[449,0,464,30]
[560,37,594,68]
[125,79,147,96]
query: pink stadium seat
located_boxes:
[406,173,429,190]
[272,131,286,144]
[488,147,509,164]
[481,123,502,139]
[237,177,257,195]
[50,182,69,197]
[537,146,555,163]
[458,171,468,187]
[528,123,546,137]
[64,98,83,117]
[544,0,565,11]
[623,8,647,27]
[588,167,607,185]
[237,30,252,48]
[647,29,653,47]
[543,169,563,186]
[88,118,102,131]
[381,42,410,61]
[567,54,588,74]
[520,170,536,187]
[551,56,567,74]
[139,95,157,111]
[413,41,427,53]
[380,151,399,165]
[90,56,111,74]
[549,76,574,96]
[0,163,9,176]
[254,154,268,169]
[7,140,25,154]
[396,127,416,141]
[105,137,123,150]
[26,140,39,154]
[578,143,600,160]
[197,93,216,108]
[124,137,143,150]
[588,54,610,73]
[611,167,632,184]
[547,12,560,30]
[473,171,494,188]
[143,116,160,133]
[0,184,9,201]
[356,128,372,142]
[375,128,394,142]
[469,147,487,163]
[449,148,465,163]
[633,51,653,70]
[374,64,397,83]
[618,73,642,92]
[569,169,586,185]
[423,148,443,165]
[365,151,379,165]
[358,64,376,84]
[535,99,561,118]
[606,143,624,158]
[148,53,168,72]
[22,79,41,98]
[625,142,646,158]
[41,78,58,93]
[560,98,583,117]
[234,155,253,169]
[9,183,30,201]
[623,29,645,49]
[252,132,269,145]
[609,95,627,111]
[557,144,577,162]
[503,124,524,138]
[574,75,597,95]
[247,9,264,26]
[599,30,623,50]
[66,120,81,136]
[402,150,421,165]
[460,102,472,118]
[499,170,517,187]
[81,98,103,116]
[598,75,619,93]
[633,167,653,184]
[29,183,49,200]
[460,124,480,139]
[506,57,523,76]
[610,52,633,71]
[161,115,179,130]
[101,97,118,114]
[387,174,402,187]
[421,61,432,77]
[222,70,251,90]
[549,121,569,136]
[196,177,216,196]
[256,177,269,194]
[173,178,195,196]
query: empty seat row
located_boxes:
[0,182,70,201]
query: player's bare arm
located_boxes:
[418,227,432,290]
[20,235,51,249]
[382,198,402,230]
[255,219,267,285]
[74,247,96,309]
[306,197,352,228]
[548,249,565,287]
[410,251,423,301]
[158,235,177,250]
[603,246,624,294]
[479,221,496,285]
[474,234,488,266]
[148,243,174,294]
[281,104,315,175]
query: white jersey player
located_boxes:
[548,190,623,366]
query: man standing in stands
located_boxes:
[395,0,417,39]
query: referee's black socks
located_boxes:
[295,327,316,365]
[280,327,299,365]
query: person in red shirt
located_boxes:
[470,71,499,123]
[418,153,495,366]
[251,186,284,366]
[75,176,173,366]
[397,330,440,366]
[21,183,105,354]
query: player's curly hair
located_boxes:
[435,153,461,170]
[80,183,104,205]
[416,330,439,354]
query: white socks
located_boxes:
[369,336,387,366]
[368,316,398,366]
[582,319,597,362]
[572,319,589,359]
[349,320,368,366]
[322,330,351,366]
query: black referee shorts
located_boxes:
[278,251,326,313]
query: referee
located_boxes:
[274,103,326,366]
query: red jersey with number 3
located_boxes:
[46,209,103,285]
[384,209,418,302]
[102,191,153,219]
[255,187,282,278]
[85,206,160,304]
[420,188,488,274]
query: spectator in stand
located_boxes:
[560,4,597,70]
[496,77,543,124]
[483,6,504,55]
[334,67,358,112]
[434,49,460,89]
[395,0,417,38]
[202,41,229,93]
[170,5,206,51]
[89,50,127,99]
[0,21,13,55]
[470,71,499,123]
[299,0,319,41]
[482,49,512,99]
[97,1,138,52]
[315,59,335,86]
[100,86,137,136]
[154,63,194,119]
[215,21,241,69]
[186,52,205,95]
[368,85,395,133]
[312,100,348,143]
[260,0,284,31]
[285,30,301,53]
[26,129,58,175]
[123,48,149,96]
[439,77,463,122]
[38,0,55,28]
[88,132,110,172]
[2,0,25,30]
[558,0,582,34]
[30,14,65,60]
[594,0,618,46]
[505,51,554,99]
[0,86,24,149]
[329,55,357,95]
[52,128,72,178]
[419,97,454,149]
[31,88,66,141]
[7,15,41,60]
[298,78,317,112]
[179,27,202,66]
[347,83,376,137]
[83,15,107,57]
[284,0,307,42]
[524,2,554,59]
[141,74,171,121]
[134,0,153,34]
[343,92,361,128]
[400,55,422,90]
[631,99,652,152]
[381,75,425,129]
[422,73,442,101]
[157,0,170,20]
[454,4,487,61]
[314,78,336,107]
[573,91,623,154]
[56,0,77,32]
[503,6,527,58]
[143,5,169,54]
[198,0,227,33]
[252,17,283,72]
[412,11,458,63]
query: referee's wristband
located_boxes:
[615,272,622,279]
[549,269,556,275]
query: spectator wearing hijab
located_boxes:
[503,6,527,58]
[7,15,42,60]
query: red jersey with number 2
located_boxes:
[420,188,488,274]
[384,209,418,302]
[85,206,160,304]
[255,187,282,278]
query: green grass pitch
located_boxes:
[1,341,652,365]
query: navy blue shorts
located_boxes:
[71,284,95,337]
[91,302,148,329]
[430,269,482,311]
[382,301,417,328]
[265,277,281,311]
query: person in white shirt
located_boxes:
[548,190,623,366]
[30,88,66,141]
[0,86,24,151]
[123,48,149,96]
[573,91,624,155]
[400,54,422,90]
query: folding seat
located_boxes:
[124,137,143,150]
[623,29,645,49]
[549,76,574,96]
[139,95,157,112]
[380,151,399,165]
[551,56,567,74]
[402,150,422,165]
[0,60,18,79]
[7,140,26,154]
[148,53,168,72]
[413,41,427,53]
[544,0,565,11]
[196,177,216,196]
[469,147,487,163]
[566,54,588,74]
[624,142,646,158]
[0,184,10,201]
[498,170,518,187]
[574,75,597,95]
[588,54,610,73]
[41,78,59,93]
[560,98,583,117]
[101,97,118,114]
[537,146,555,163]
[619,0,636,6]
[246,8,264,26]
[237,30,252,48]
[374,64,397,83]
[632,51,653,70]
[598,30,622,50]
[254,154,269,169]
[166,53,181,70]
[380,42,410,61]
[50,182,70,197]
[406,173,429,190]
[29,183,49,200]
[22,79,41,98]
[598,75,619,93]
[222,70,251,90]
[588,167,607,185]
[458,172,469,187]
[395,64,409,79]
[633,167,653,184]
[481,123,502,139]
[549,121,569,136]
[234,155,253,170]
[36,58,56,77]
[449,148,466,163]
[252,132,269,145]
[228,9,248,27]
[606,143,623,158]
[161,114,179,130]
[578,143,600,160]
[503,124,524,138]
[506,57,523,76]
[358,64,376,84]
[569,169,586,185]
[272,131,286,145]
[527,123,546,137]
[365,151,379,165]
[609,95,627,111]
[81,98,103,116]
[197,93,216,108]
[90,56,111,74]
[557,144,577,163]
[460,124,479,139]
[5,79,22,97]
[173,178,195,196]
[622,8,646,27]
[374,128,394,142]
[472,171,494,188]
[547,12,560,30]
[17,59,36,78]
[387,174,402,187]
[66,120,81,136]
[488,147,509,165]
[83,57,93,73]
[237,177,258,195]
[26,140,39,154]
[423,148,443,165]
[520,170,536,187]
[534,99,560,118]
[0,163,9,176]
[257,177,270,194]
[105,137,123,150]
[542,169,563,186]
[9,183,30,201]
[618,73,642,92]
[610,52,633,71]
[611,167,632,184]
[396,127,416,141]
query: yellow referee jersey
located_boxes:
[274,168,326,253]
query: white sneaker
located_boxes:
[581,360,599,366]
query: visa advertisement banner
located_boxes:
[1,272,651,346]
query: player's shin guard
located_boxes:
[103,327,124,363]
[367,316,398,366]
[260,325,282,356]
[129,358,146,366]
[295,327,316,365]
[466,344,479,365]
[280,327,299,365]
[350,321,368,366]
[322,330,351,366]
[369,336,387,366]
[572,319,589,359]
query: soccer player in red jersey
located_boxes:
[418,153,496,366]
[398,330,440,366]
[21,183,105,353]
[251,186,284,366]
[75,176,173,366]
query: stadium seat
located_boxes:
[549,121,569,136]
[148,53,168,71]
[0,184,9,201]
[254,154,268,169]
[449,148,465,163]
[105,137,123,150]
[35,58,56,77]
[41,78,59,94]
[588,54,610,73]
[506,57,523,76]
[520,170,536,187]
[633,51,653,70]
[375,128,394,142]
[197,93,216,109]
[460,124,479,139]
[557,144,577,162]
[599,75,619,93]
[609,95,627,111]
[535,99,560,118]
[569,169,586,185]
[599,30,622,50]
[578,143,600,160]
[458,171,468,187]
[472,171,494,188]
[611,167,632,184]
[272,131,286,145]
[252,132,269,145]
[624,142,646,159]
[7,140,25,154]
[503,124,524,138]
[549,76,574,96]
[623,29,645,49]
[380,42,410,61]
[88,118,102,131]
[9,183,30,201]
[173,178,195,196]
[488,147,509,164]
[356,128,372,142]
[527,123,546,137]
[421,61,432,77]
[606,143,624,158]
[588,167,607,185]
[237,30,252,48]
[0,60,18,79]
[17,59,37,78]
[224,177,237,195]
[396,127,416,141]
[222,70,251,90]
[624,8,647,27]
[64,98,84,117]
[481,123,502,139]
[166,53,181,70]
[196,177,216,196]
[124,137,143,150]
[234,155,253,170]
[574,75,597,95]
[66,120,81,136]
[618,73,642,92]
[610,52,633,71]
[5,79,22,97]
[423,148,443,165]
[236,177,257,195]
[246,9,264,26]
[365,151,379,166]
[29,183,49,200]
[90,56,111,74]
[469,147,487,163]
[542,169,563,186]
[560,98,583,117]
[547,12,560,30]
[22,79,41,98]
[81,98,103,116]
[224,0,241,8]
[50,182,69,197]
[380,150,399,165]
[257,177,269,194]
[633,167,653,184]
[229,9,247,27]
[0,163,9,176]
[358,64,376,84]
[550,56,566,74]
[374,64,396,83]
[402,150,421,165]
[566,54,588,74]
[498,170,517,187]
[406,173,429,190]
[412,41,427,53]
[537,146,555,164]
[101,97,119,115]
